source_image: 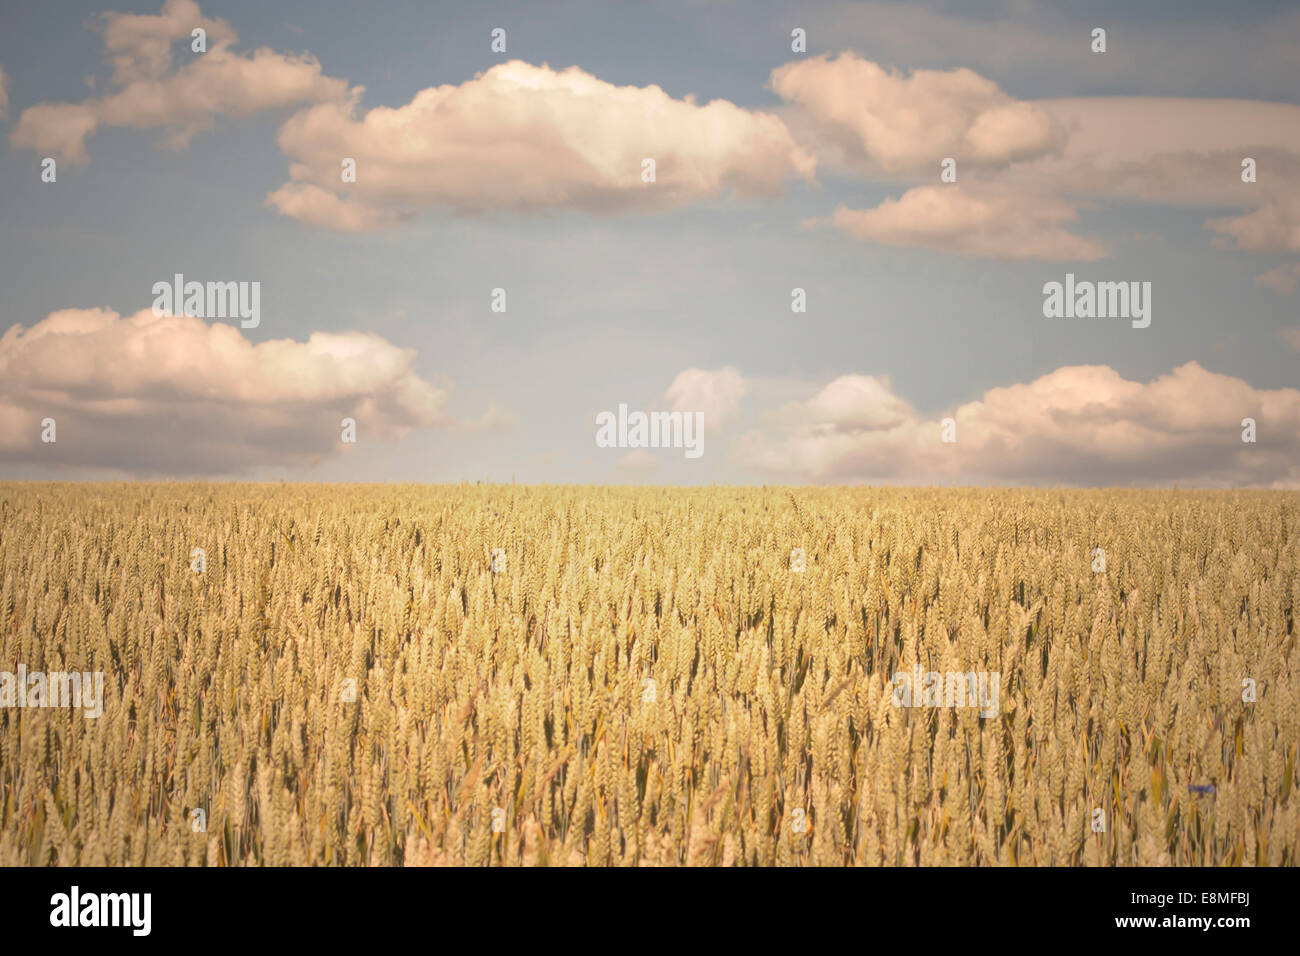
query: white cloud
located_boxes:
[801,374,911,430]
[267,60,815,229]
[1208,199,1300,254]
[9,0,347,163]
[1028,98,1300,197]
[664,366,746,426]
[790,89,1300,261]
[1256,263,1300,296]
[739,362,1300,487]
[0,307,451,476]
[767,79,1300,261]
[814,184,1107,261]
[263,182,407,232]
[1006,99,1300,256]
[771,52,1063,176]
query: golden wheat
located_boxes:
[0,483,1296,866]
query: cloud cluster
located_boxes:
[815,184,1107,261]
[1027,99,1300,204]
[1208,198,1300,255]
[267,60,815,229]
[739,362,1300,487]
[10,0,347,163]
[1011,98,1300,264]
[0,307,449,475]
[10,5,1300,269]
[664,366,746,425]
[17,3,1292,266]
[771,52,1063,176]
[786,77,1300,262]
[768,54,1096,260]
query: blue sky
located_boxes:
[1,0,1298,485]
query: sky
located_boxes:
[0,0,1298,486]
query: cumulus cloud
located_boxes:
[10,0,347,163]
[739,362,1300,487]
[766,78,1300,261]
[1025,98,1300,201]
[1208,198,1300,254]
[0,64,9,122]
[799,374,912,431]
[0,307,450,476]
[262,182,408,232]
[771,72,1300,261]
[790,90,1300,261]
[1005,99,1300,256]
[1278,328,1300,351]
[664,366,746,426]
[813,184,1107,261]
[1256,263,1300,296]
[771,52,1063,176]
[267,60,814,229]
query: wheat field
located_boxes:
[0,482,1296,866]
